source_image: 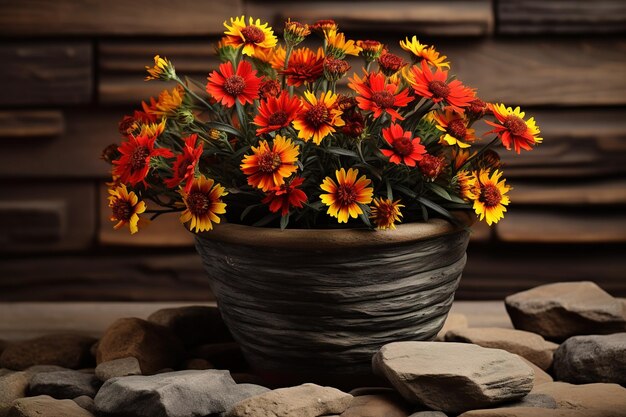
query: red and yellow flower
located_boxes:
[472,169,510,225]
[432,110,477,148]
[310,19,338,37]
[486,104,542,154]
[253,91,302,135]
[320,168,373,223]
[262,177,308,216]
[293,90,345,145]
[325,29,362,58]
[240,135,299,191]
[179,175,228,233]
[370,198,404,230]
[349,71,413,122]
[146,86,185,117]
[145,55,176,81]
[164,134,203,193]
[223,16,278,57]
[380,123,426,166]
[357,40,384,62]
[206,60,261,108]
[108,184,148,235]
[406,61,475,113]
[399,36,450,69]
[282,47,325,87]
[419,154,446,181]
[454,170,477,202]
[113,134,173,187]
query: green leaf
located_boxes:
[305,201,324,211]
[280,213,290,230]
[205,121,244,138]
[240,203,262,221]
[428,183,452,200]
[386,180,393,200]
[394,185,418,199]
[417,196,462,226]
[325,147,359,158]
[252,212,280,227]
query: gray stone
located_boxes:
[23,365,68,376]
[372,342,534,414]
[445,327,558,370]
[95,369,268,417]
[227,383,353,417]
[532,382,626,417]
[501,393,557,409]
[72,396,95,414]
[7,395,94,417]
[95,357,141,382]
[0,371,29,417]
[340,393,410,417]
[29,370,100,399]
[553,333,626,384]
[0,334,96,370]
[505,282,626,341]
[147,305,232,347]
[435,313,468,341]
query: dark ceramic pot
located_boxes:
[195,213,473,387]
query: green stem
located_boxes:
[282,45,293,90]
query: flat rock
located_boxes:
[147,305,232,347]
[227,383,353,417]
[95,357,141,382]
[445,327,558,370]
[96,318,184,375]
[0,334,96,370]
[501,393,557,409]
[340,393,410,417]
[505,282,626,341]
[95,369,268,417]
[7,395,95,417]
[435,313,468,341]
[553,333,626,384]
[188,342,248,372]
[519,357,552,386]
[72,396,96,414]
[533,382,626,417]
[0,371,29,417]
[372,342,534,414]
[29,370,100,399]
[458,408,587,417]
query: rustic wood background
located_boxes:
[1,0,625,301]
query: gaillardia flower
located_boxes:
[108,184,147,235]
[310,19,338,37]
[357,40,384,63]
[207,60,261,107]
[262,177,308,216]
[380,123,426,166]
[320,168,373,223]
[419,154,446,181]
[486,104,542,154]
[284,19,310,46]
[454,170,477,202]
[432,110,477,148]
[349,71,413,121]
[370,198,404,230]
[406,61,475,113]
[145,55,176,81]
[282,47,325,87]
[399,36,450,69]
[179,175,227,233]
[113,134,173,187]
[254,91,302,135]
[164,134,203,193]
[325,29,362,59]
[472,169,510,225]
[147,86,185,117]
[240,135,299,192]
[377,52,406,77]
[223,16,278,57]
[293,90,345,145]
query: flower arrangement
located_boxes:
[103,16,542,234]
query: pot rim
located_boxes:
[195,211,476,250]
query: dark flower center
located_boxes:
[503,115,527,136]
[324,57,350,75]
[223,75,246,96]
[378,53,405,71]
[428,80,450,99]
[479,184,502,207]
[259,79,281,100]
[419,155,445,179]
[468,99,487,116]
[447,118,467,139]
[112,199,133,221]
[130,145,150,171]
[258,151,282,173]
[371,91,395,109]
[268,110,289,127]
[337,185,357,206]
[187,191,211,216]
[241,26,265,44]
[392,137,414,156]
[377,203,394,221]
[305,104,328,128]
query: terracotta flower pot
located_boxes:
[195,213,473,388]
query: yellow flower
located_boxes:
[399,36,450,69]
[240,135,300,192]
[325,29,362,59]
[432,110,476,148]
[137,118,167,138]
[293,90,345,145]
[320,168,373,223]
[486,104,542,154]
[179,175,228,233]
[145,55,176,81]
[284,19,310,46]
[370,198,404,230]
[454,170,477,202]
[223,16,278,57]
[472,169,511,226]
[108,184,148,234]
[150,86,185,117]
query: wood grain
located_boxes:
[0,111,64,139]
[509,179,626,205]
[0,0,241,36]
[0,43,91,106]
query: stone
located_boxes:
[519,357,552,386]
[409,412,448,417]
[533,382,626,417]
[349,387,397,397]
[95,369,268,417]
[0,334,96,370]
[505,282,626,341]
[435,313,468,341]
[501,393,557,409]
[29,370,100,399]
[340,393,410,417]
[7,395,95,417]
[458,408,587,417]
[184,358,214,370]
[72,396,96,414]
[147,305,232,347]
[96,318,184,375]
[445,327,558,370]
[372,342,534,414]
[188,342,248,372]
[0,371,29,417]
[553,333,626,384]
[227,383,353,417]
[23,365,68,376]
[95,357,141,382]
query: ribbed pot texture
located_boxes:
[195,217,471,385]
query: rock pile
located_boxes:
[0,282,625,416]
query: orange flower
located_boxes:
[179,175,228,233]
[254,91,302,135]
[377,52,406,77]
[454,170,477,202]
[145,55,176,81]
[240,135,299,192]
[325,29,362,58]
[370,198,404,230]
[310,19,338,37]
[282,47,325,87]
[349,71,413,121]
[472,169,510,225]
[164,134,203,193]
[146,86,185,117]
[406,61,475,113]
[108,184,148,234]
[320,168,373,223]
[486,104,542,154]
[357,40,384,62]
[432,110,477,148]
[399,36,450,69]
[113,134,173,187]
[293,91,345,145]
[284,19,310,46]
[380,123,426,166]
[223,16,278,57]
[206,60,261,108]
[262,177,308,216]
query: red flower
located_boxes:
[253,91,302,135]
[206,60,261,108]
[349,71,413,121]
[380,123,426,166]
[113,134,173,187]
[406,61,475,113]
[262,177,308,216]
[377,52,406,77]
[419,154,446,181]
[164,134,203,193]
[282,47,325,87]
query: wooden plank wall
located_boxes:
[0,0,625,300]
